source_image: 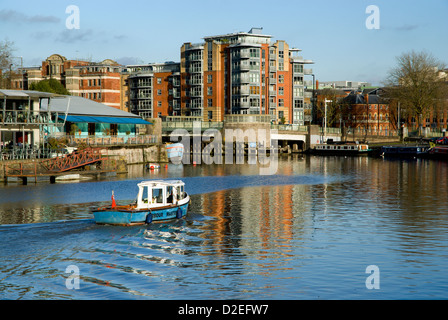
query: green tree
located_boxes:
[29,79,70,95]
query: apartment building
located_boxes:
[180,28,314,124]
[124,62,181,118]
[10,54,124,111]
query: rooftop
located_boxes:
[41,95,142,118]
[0,89,54,98]
[138,180,185,187]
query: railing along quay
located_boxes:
[61,134,157,146]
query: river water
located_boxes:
[0,155,447,300]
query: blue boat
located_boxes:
[92,180,190,225]
[381,145,429,158]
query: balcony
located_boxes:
[188,78,203,86]
[0,110,62,126]
[188,67,203,73]
[237,51,250,59]
[239,63,250,71]
[304,68,313,75]
[240,86,250,96]
[189,90,203,98]
[239,101,250,109]
[238,74,250,83]
[188,54,203,62]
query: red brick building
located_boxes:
[11,54,125,111]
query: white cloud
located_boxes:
[0,9,60,24]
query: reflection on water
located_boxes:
[1,156,448,299]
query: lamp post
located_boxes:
[9,63,13,89]
[324,98,332,143]
[311,74,316,124]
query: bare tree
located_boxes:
[0,39,16,88]
[385,50,446,135]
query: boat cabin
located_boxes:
[136,180,186,209]
[315,143,369,152]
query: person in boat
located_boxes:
[167,190,173,203]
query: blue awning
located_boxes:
[59,115,152,125]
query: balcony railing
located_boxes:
[271,124,308,132]
[59,134,158,146]
[162,121,223,132]
[1,147,65,161]
[1,111,64,126]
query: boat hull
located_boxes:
[426,146,448,160]
[381,146,429,158]
[312,149,370,156]
[93,202,189,226]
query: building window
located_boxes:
[157,101,162,107]
[157,89,162,96]
[279,99,284,107]
[250,60,260,70]
[293,64,303,73]
[250,98,259,107]
[208,111,213,120]
[207,74,212,83]
[157,78,162,84]
[293,76,303,85]
[249,73,260,83]
[294,99,303,108]
[279,87,284,96]
[250,86,260,95]
[250,48,260,58]
[293,87,303,97]
[208,99,213,107]
[207,87,213,96]
[278,75,284,83]
[279,110,284,120]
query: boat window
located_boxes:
[166,186,174,203]
[180,185,185,198]
[176,186,182,200]
[152,188,164,204]
[142,186,149,203]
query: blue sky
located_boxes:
[1,0,447,85]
